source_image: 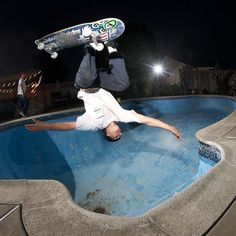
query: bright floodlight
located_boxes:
[153,64,163,74]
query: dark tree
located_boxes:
[215,72,232,95]
[33,51,68,83]
[118,22,158,98]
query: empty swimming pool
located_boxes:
[0,96,235,217]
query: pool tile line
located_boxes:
[199,142,221,163]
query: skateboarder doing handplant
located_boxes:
[26,41,181,142]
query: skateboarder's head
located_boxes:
[103,121,121,142]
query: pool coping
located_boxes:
[1,94,236,235]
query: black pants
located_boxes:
[16,95,29,115]
[75,49,130,92]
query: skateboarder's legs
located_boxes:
[75,45,129,92]
[99,56,129,91]
[75,47,98,89]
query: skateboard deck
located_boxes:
[35,18,125,59]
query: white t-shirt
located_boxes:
[17,78,26,96]
[76,88,140,131]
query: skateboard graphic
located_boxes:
[35,18,125,59]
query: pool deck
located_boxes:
[1,96,236,235]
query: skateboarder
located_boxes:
[26,42,181,141]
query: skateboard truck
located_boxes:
[90,34,104,51]
[82,27,104,51]
[36,42,58,59]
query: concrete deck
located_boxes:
[1,97,236,235]
[203,196,236,236]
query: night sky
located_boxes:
[1,1,236,75]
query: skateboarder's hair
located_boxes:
[102,129,121,142]
[20,73,26,78]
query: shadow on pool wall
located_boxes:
[0,126,76,198]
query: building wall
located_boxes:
[1,61,235,121]
[38,82,78,109]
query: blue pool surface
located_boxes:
[0,97,235,216]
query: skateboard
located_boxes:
[35,18,125,59]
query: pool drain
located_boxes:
[93,207,106,214]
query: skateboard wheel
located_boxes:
[51,52,58,59]
[37,43,45,50]
[96,43,104,51]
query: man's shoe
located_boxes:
[105,40,118,54]
[105,40,118,49]
[19,111,25,117]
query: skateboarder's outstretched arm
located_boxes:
[25,120,76,132]
[133,112,181,139]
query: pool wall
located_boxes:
[1,95,236,236]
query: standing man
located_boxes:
[16,73,29,117]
